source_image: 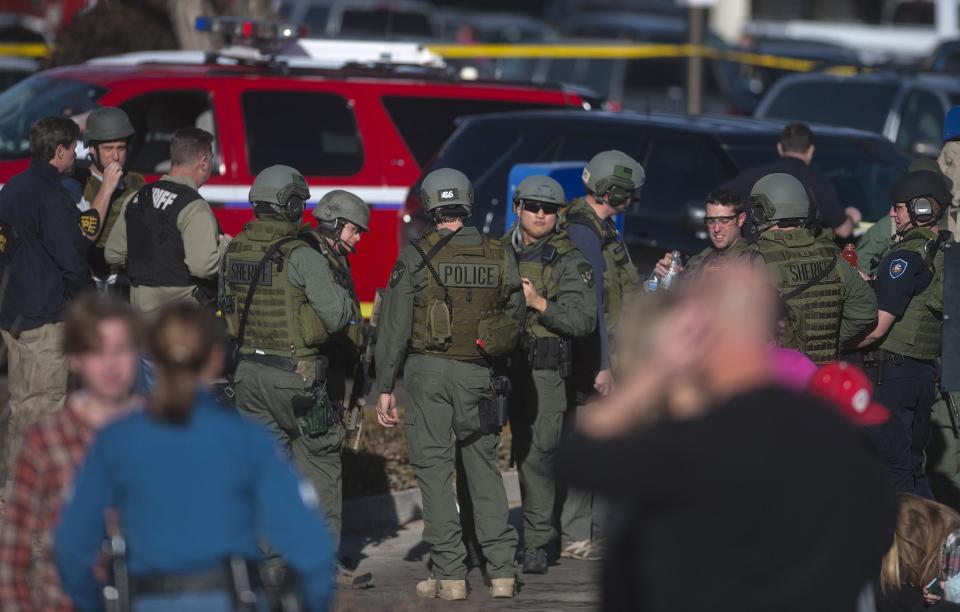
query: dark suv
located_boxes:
[407,110,908,263]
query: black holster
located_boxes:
[523,336,573,377]
[289,358,332,440]
[478,375,512,435]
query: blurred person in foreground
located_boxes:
[878,494,960,612]
[0,117,89,483]
[558,263,896,612]
[0,293,140,611]
[54,304,334,612]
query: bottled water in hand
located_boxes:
[659,250,682,290]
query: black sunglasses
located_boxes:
[521,201,560,215]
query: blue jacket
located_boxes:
[54,394,334,612]
[0,159,89,330]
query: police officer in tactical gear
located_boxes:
[221,165,358,562]
[105,127,225,318]
[300,190,369,409]
[375,168,525,600]
[857,170,953,497]
[558,150,643,561]
[68,106,146,293]
[750,173,876,365]
[506,175,597,574]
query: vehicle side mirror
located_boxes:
[912,139,941,158]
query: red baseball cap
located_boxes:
[808,361,890,426]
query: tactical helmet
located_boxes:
[84,107,135,145]
[582,150,645,208]
[748,173,811,227]
[249,164,310,222]
[420,168,474,212]
[313,189,370,232]
[513,175,566,207]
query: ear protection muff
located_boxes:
[594,175,635,208]
[747,193,776,228]
[284,195,305,222]
[910,196,936,224]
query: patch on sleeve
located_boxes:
[888,258,908,279]
[389,261,406,288]
[577,262,595,288]
[78,209,101,237]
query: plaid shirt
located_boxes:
[0,400,95,611]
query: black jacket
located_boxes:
[0,159,89,331]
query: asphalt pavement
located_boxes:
[335,506,601,611]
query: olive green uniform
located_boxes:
[79,170,146,281]
[506,229,596,550]
[375,226,525,580]
[856,216,897,277]
[684,237,758,276]
[757,228,877,364]
[222,217,356,541]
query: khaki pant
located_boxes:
[1,323,67,484]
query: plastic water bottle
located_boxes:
[841,244,859,270]
[659,251,683,290]
[645,274,659,292]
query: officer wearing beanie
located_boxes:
[505,175,596,574]
[858,169,953,498]
[375,168,525,600]
[220,165,356,563]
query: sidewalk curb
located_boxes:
[343,469,520,534]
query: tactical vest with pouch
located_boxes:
[300,228,364,349]
[881,226,945,360]
[563,198,639,334]
[758,229,844,364]
[89,171,146,250]
[410,229,518,361]
[514,231,578,340]
[126,179,200,288]
[223,218,327,359]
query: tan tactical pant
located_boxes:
[1,323,67,485]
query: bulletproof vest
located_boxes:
[300,228,364,349]
[125,179,200,288]
[685,238,758,276]
[410,229,512,361]
[562,198,639,333]
[513,231,578,339]
[881,226,945,360]
[224,218,324,359]
[86,171,146,249]
[757,228,844,364]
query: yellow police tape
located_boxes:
[426,43,852,74]
[0,43,51,59]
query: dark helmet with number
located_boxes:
[582,150,644,208]
[513,175,566,207]
[420,168,474,212]
[249,165,310,222]
[312,189,370,232]
[84,107,135,145]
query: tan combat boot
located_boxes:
[416,577,467,600]
[490,577,516,598]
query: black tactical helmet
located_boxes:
[84,107,135,145]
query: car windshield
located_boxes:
[725,141,907,221]
[0,75,105,159]
[760,81,898,134]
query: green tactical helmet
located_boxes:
[249,164,310,222]
[313,189,370,232]
[84,107,135,145]
[513,175,566,207]
[420,168,474,212]
[582,150,645,207]
[748,173,810,225]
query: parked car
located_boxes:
[754,71,960,156]
[405,110,908,263]
[0,34,586,305]
[279,0,439,40]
